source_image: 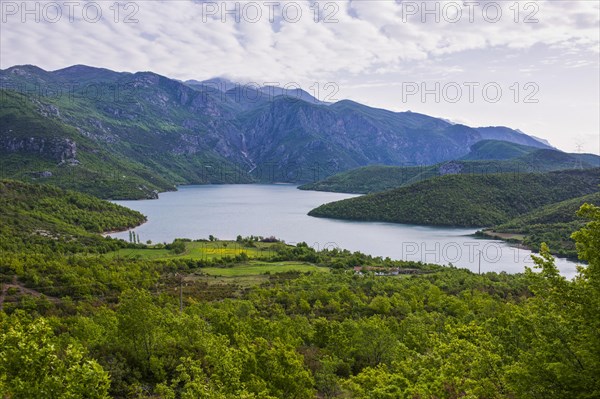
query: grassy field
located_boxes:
[182,261,330,296]
[103,241,280,260]
[201,261,329,277]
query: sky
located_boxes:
[1,0,599,154]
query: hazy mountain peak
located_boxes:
[2,64,48,76]
[475,126,553,149]
[194,77,238,91]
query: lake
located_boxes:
[110,184,580,277]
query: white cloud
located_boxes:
[2,0,597,80]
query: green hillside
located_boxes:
[484,192,600,258]
[0,90,178,199]
[0,179,146,252]
[308,169,600,227]
[461,139,538,160]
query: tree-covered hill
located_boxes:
[460,139,539,160]
[0,179,146,252]
[308,169,600,227]
[298,164,428,194]
[484,192,600,258]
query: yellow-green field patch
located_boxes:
[102,240,280,260]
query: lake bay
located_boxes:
[110,184,579,277]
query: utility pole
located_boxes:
[575,143,584,170]
[177,273,183,313]
[478,250,482,275]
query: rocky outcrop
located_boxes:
[0,136,78,163]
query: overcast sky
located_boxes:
[1,0,599,154]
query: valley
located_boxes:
[1,178,599,399]
[3,1,600,397]
[1,65,599,399]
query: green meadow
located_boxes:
[201,261,329,277]
[103,240,279,260]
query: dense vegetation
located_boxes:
[461,139,539,160]
[1,178,600,398]
[309,169,600,227]
[299,164,430,194]
[0,179,146,253]
[299,141,599,194]
[482,192,600,258]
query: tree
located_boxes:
[504,205,600,398]
[0,312,110,399]
[116,289,163,373]
[572,203,600,284]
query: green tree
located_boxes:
[504,204,600,398]
[116,289,164,374]
[0,313,110,399]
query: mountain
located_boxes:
[299,165,428,194]
[1,64,555,198]
[475,127,552,148]
[299,140,600,194]
[530,135,553,148]
[308,169,600,227]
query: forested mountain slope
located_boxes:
[0,179,145,252]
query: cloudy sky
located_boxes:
[1,0,599,154]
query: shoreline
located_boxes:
[102,217,148,237]
[476,229,582,263]
[111,182,306,202]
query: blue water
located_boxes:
[110,184,580,278]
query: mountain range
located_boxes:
[0,64,590,199]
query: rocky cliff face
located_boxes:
[0,136,77,163]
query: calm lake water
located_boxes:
[110,184,580,278]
